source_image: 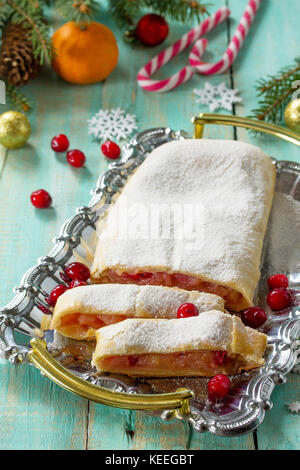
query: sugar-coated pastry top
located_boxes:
[91,139,276,309]
[52,284,225,320]
[92,310,267,360]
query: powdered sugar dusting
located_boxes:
[92,139,275,307]
[136,285,224,318]
[55,284,138,316]
[95,311,236,357]
[54,284,224,319]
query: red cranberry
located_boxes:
[268,274,289,290]
[101,140,121,160]
[208,374,231,399]
[177,303,199,318]
[69,280,88,288]
[241,307,267,329]
[30,189,52,209]
[65,262,90,282]
[51,134,69,152]
[215,351,227,365]
[49,284,68,306]
[67,149,86,167]
[267,288,292,311]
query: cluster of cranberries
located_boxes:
[51,135,121,162]
[30,137,121,209]
[202,274,292,400]
[47,262,90,307]
[30,135,86,209]
[51,134,86,168]
[266,274,292,311]
[238,274,292,332]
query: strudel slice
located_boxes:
[92,311,267,377]
[91,139,276,311]
[51,284,225,340]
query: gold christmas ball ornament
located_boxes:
[284,99,300,133]
[0,111,31,149]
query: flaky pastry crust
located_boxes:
[92,311,267,376]
[51,284,225,340]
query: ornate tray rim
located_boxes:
[1,119,300,438]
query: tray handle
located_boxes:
[28,338,193,414]
[192,113,300,145]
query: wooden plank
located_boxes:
[256,373,300,450]
[0,362,88,450]
[229,0,300,163]
[0,146,8,177]
[88,408,255,450]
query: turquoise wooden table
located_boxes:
[0,0,299,450]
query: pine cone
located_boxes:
[0,23,41,86]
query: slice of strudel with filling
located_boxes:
[92,310,267,377]
[51,284,225,340]
[91,139,276,311]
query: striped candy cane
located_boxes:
[137,0,263,92]
[189,0,263,75]
[137,7,230,93]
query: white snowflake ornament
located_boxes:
[287,402,300,413]
[194,82,242,112]
[88,108,137,141]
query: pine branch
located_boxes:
[4,0,53,64]
[5,82,31,111]
[251,58,300,123]
[109,0,209,27]
[54,0,100,24]
[0,2,13,31]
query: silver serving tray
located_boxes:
[1,127,300,437]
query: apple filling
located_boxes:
[96,269,246,311]
[94,350,245,377]
[57,312,128,339]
